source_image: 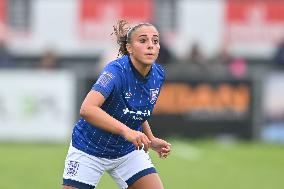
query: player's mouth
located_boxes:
[145,53,155,57]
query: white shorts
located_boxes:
[62,144,156,189]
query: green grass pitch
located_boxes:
[0,139,283,189]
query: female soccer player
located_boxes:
[62,20,171,189]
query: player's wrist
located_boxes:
[119,125,131,138]
[148,135,156,142]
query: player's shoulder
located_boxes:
[105,55,129,73]
[153,63,165,78]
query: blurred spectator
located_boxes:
[272,38,284,68]
[0,39,15,68]
[208,46,231,76]
[211,45,232,66]
[210,45,247,78]
[39,49,58,69]
[179,42,210,76]
[183,42,206,65]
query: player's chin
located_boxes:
[143,61,155,65]
[143,57,157,65]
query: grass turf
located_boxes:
[0,139,283,189]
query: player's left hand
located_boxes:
[150,137,171,159]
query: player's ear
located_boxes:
[126,43,132,54]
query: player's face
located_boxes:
[127,25,160,66]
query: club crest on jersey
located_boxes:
[150,88,159,104]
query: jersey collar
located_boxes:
[127,55,153,83]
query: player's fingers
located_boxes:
[137,139,143,150]
[133,141,139,150]
[159,147,170,158]
[159,152,164,158]
[144,134,151,150]
[162,141,171,147]
[163,143,171,151]
[159,151,169,159]
[162,153,169,158]
[145,135,151,144]
[133,131,143,150]
[141,137,150,152]
[161,147,170,153]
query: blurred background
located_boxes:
[0,0,284,188]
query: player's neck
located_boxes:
[129,57,152,77]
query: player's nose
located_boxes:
[147,40,154,48]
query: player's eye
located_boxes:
[139,38,146,43]
[153,39,159,44]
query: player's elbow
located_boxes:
[80,101,100,119]
[79,105,89,118]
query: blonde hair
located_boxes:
[112,19,155,56]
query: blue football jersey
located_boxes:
[72,55,165,159]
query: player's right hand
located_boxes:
[122,128,151,152]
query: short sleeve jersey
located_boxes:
[72,55,165,159]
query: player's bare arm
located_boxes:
[80,90,151,150]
